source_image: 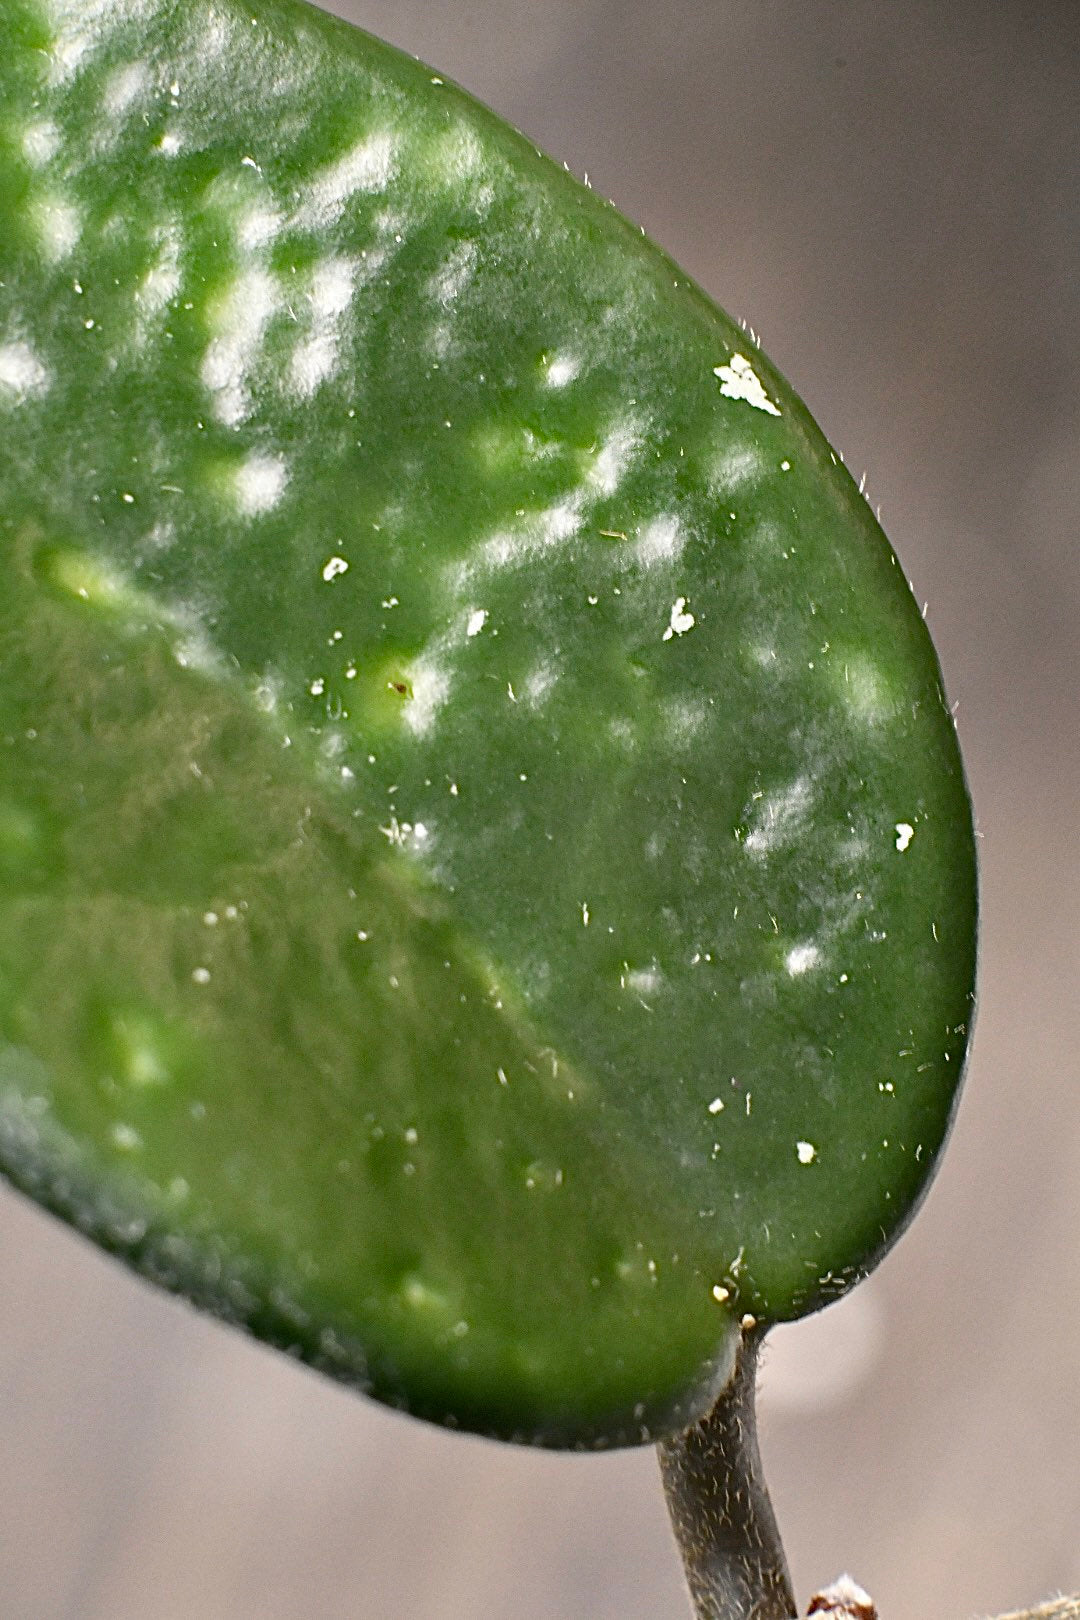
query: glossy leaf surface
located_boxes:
[0,0,976,1446]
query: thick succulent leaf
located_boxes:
[0,0,976,1446]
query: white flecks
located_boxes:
[157,131,183,157]
[34,193,82,263]
[289,255,358,398]
[710,442,764,493]
[232,452,289,518]
[43,21,92,84]
[622,962,663,999]
[427,240,477,309]
[712,1284,731,1304]
[780,459,792,472]
[524,663,557,707]
[401,655,450,737]
[841,653,896,724]
[44,0,156,72]
[133,223,182,347]
[785,943,821,977]
[581,901,590,927]
[708,1097,725,1114]
[111,1122,143,1152]
[542,495,586,545]
[201,268,280,427]
[544,352,580,388]
[138,231,182,315]
[297,132,396,229]
[588,420,640,496]
[744,775,813,857]
[322,555,349,582]
[0,341,51,404]
[895,821,915,852]
[379,816,430,855]
[714,353,782,416]
[237,202,283,255]
[663,694,709,746]
[22,120,60,168]
[465,608,488,638]
[309,678,325,697]
[103,59,150,117]
[191,967,211,986]
[796,1140,817,1164]
[662,597,696,641]
[635,514,685,569]
[431,123,486,186]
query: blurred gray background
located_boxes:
[2,1,1077,1615]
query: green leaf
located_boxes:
[0,0,976,1448]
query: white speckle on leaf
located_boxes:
[191,967,211,986]
[0,341,51,403]
[785,943,821,977]
[42,0,155,79]
[708,1097,725,1115]
[232,452,288,518]
[544,352,580,388]
[714,353,781,416]
[623,962,663,999]
[297,132,396,228]
[744,775,813,857]
[427,241,477,308]
[201,268,280,426]
[663,695,709,746]
[157,131,182,156]
[542,495,585,544]
[840,653,896,724]
[401,656,450,736]
[34,193,82,263]
[431,122,485,184]
[102,59,150,116]
[712,1284,731,1303]
[322,555,349,581]
[796,1140,817,1164]
[710,442,764,492]
[111,1122,143,1152]
[237,203,283,254]
[22,120,60,168]
[525,663,557,706]
[662,597,696,641]
[635,514,684,569]
[465,608,488,638]
[132,224,182,348]
[895,821,915,852]
[588,419,640,496]
[289,255,360,397]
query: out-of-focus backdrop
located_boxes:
[2,2,1077,1616]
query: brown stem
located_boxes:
[990,1602,1080,1620]
[657,1329,796,1620]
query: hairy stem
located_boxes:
[658,1330,796,1620]
[993,1603,1080,1620]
